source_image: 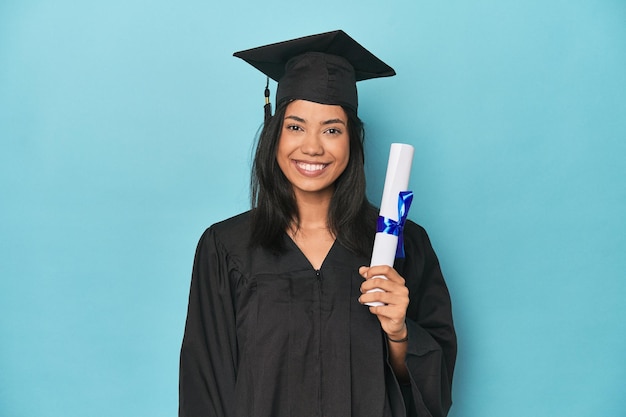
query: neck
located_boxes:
[292,189,332,232]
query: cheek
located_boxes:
[275,135,288,162]
[275,138,293,175]
[336,139,351,166]
[275,149,287,174]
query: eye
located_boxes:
[285,124,303,132]
[324,127,343,135]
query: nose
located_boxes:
[300,132,324,156]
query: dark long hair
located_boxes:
[250,100,378,257]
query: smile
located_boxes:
[295,161,329,173]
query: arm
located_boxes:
[359,222,457,417]
[179,228,238,417]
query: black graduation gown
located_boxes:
[179,211,456,417]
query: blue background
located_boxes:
[1,1,625,416]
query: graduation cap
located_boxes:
[233,30,396,118]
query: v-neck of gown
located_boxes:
[285,232,337,271]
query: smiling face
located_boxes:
[276,100,350,201]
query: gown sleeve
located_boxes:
[179,227,238,417]
[396,222,457,417]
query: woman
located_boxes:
[179,30,456,417]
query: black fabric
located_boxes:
[179,211,456,417]
[233,30,396,112]
[276,52,358,113]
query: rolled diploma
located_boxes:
[365,143,414,307]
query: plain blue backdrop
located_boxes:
[1,1,625,416]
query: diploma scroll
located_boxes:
[365,143,414,307]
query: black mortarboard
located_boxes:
[233,30,396,116]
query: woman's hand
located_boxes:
[358,265,409,339]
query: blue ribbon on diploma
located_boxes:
[376,191,414,258]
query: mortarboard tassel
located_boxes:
[264,77,272,121]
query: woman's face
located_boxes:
[276,100,350,201]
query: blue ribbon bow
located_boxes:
[376,191,414,258]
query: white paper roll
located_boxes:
[366,143,414,306]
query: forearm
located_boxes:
[386,323,409,383]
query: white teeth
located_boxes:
[297,162,326,172]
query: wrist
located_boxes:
[386,323,408,343]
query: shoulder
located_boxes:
[403,219,430,244]
[198,211,252,255]
[210,211,252,236]
[398,219,440,268]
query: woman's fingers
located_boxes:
[359,265,405,284]
[358,265,409,312]
[360,277,406,294]
[359,266,406,292]
[358,285,407,306]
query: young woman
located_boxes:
[179,30,456,417]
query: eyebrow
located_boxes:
[284,115,306,123]
[322,118,347,126]
[284,115,347,126]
